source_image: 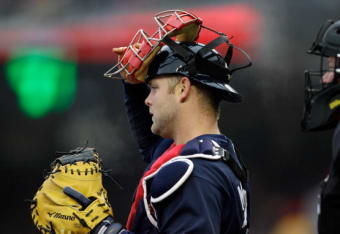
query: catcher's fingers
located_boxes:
[112,46,127,55]
[112,44,144,84]
[112,47,127,63]
[64,186,92,208]
[112,44,141,58]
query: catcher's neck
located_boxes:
[168,77,220,145]
[172,105,220,145]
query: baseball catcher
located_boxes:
[105,10,250,234]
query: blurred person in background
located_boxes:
[301,19,340,234]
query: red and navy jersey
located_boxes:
[121,82,250,234]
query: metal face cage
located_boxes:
[304,54,340,102]
[104,10,202,80]
[302,54,340,131]
[154,10,202,38]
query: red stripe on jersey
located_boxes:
[126,143,185,230]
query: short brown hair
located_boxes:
[192,80,221,118]
[167,75,182,94]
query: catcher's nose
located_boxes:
[145,94,152,107]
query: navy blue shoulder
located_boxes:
[180,134,244,171]
[150,159,193,203]
[149,134,247,203]
[180,134,231,155]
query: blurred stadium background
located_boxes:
[1,0,340,233]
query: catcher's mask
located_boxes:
[146,37,251,103]
[104,10,203,81]
[104,10,252,103]
[302,19,340,131]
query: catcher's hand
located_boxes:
[30,147,114,234]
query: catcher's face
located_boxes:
[145,76,180,138]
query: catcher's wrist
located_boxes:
[91,216,123,234]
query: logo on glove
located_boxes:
[47,211,75,221]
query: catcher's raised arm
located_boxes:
[29,147,122,234]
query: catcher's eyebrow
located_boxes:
[147,79,157,87]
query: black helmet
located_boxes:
[146,35,252,103]
[308,20,340,57]
[302,19,340,131]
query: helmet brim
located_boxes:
[190,75,242,102]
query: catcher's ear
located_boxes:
[177,77,191,103]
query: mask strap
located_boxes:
[198,25,252,74]
[195,36,232,79]
[199,26,234,65]
[197,35,229,57]
[229,45,252,74]
[162,36,194,61]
